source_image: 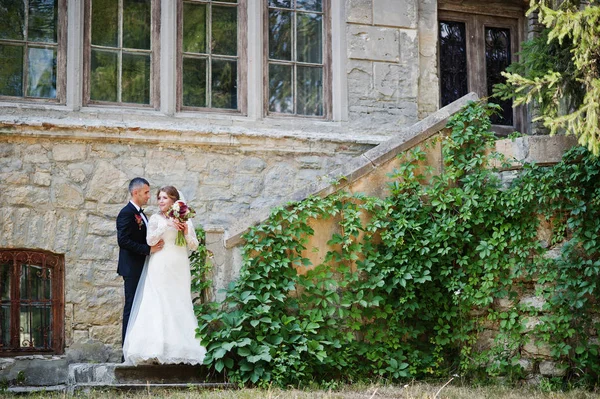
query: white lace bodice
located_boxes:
[146,214,199,251]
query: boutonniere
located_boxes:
[134,214,143,230]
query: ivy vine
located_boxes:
[197,102,600,388]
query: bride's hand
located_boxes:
[174,220,188,234]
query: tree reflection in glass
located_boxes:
[0,1,25,40]
[297,66,322,116]
[183,2,207,53]
[28,0,57,43]
[212,59,237,109]
[269,9,291,61]
[268,0,292,8]
[0,45,24,97]
[297,12,322,64]
[26,47,56,98]
[183,57,207,107]
[212,5,236,56]
[297,0,321,11]
[269,64,292,113]
[123,0,151,50]
[91,0,118,47]
[90,50,118,102]
[122,53,150,104]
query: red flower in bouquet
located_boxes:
[166,200,196,246]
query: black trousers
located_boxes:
[122,275,141,346]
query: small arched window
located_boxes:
[0,249,64,356]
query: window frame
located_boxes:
[438,0,526,135]
[0,249,65,356]
[263,0,332,120]
[176,0,247,114]
[83,0,161,109]
[0,0,67,105]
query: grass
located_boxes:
[8,381,600,399]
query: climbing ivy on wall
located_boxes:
[197,102,600,388]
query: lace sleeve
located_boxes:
[185,219,199,251]
[147,214,168,246]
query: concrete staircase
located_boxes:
[7,363,234,394]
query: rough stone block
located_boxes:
[523,340,552,357]
[348,25,400,62]
[22,144,49,164]
[85,161,129,204]
[373,0,417,28]
[539,360,567,377]
[51,179,85,209]
[373,62,418,99]
[239,157,267,173]
[33,171,51,186]
[53,144,86,162]
[66,340,112,364]
[346,0,372,24]
[22,358,69,386]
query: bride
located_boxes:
[123,185,206,365]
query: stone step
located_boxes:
[68,362,231,387]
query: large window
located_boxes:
[438,0,525,134]
[84,0,160,107]
[0,249,64,355]
[178,0,244,112]
[266,0,330,118]
[0,0,66,103]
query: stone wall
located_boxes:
[345,0,437,132]
[0,130,370,362]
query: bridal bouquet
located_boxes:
[166,200,196,246]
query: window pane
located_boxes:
[486,27,513,126]
[212,59,236,109]
[28,0,58,43]
[90,49,118,102]
[212,5,237,56]
[123,0,151,50]
[20,304,51,348]
[20,264,51,300]
[268,0,292,8]
[27,47,56,98]
[0,44,24,97]
[297,12,322,64]
[0,263,10,301]
[122,52,150,104]
[269,63,292,113]
[183,56,207,107]
[269,9,292,61]
[439,21,468,107]
[0,261,10,349]
[92,0,119,47]
[297,0,322,12]
[183,2,207,54]
[0,0,25,40]
[297,65,322,116]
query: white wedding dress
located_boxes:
[123,214,206,365]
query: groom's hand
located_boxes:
[150,239,164,253]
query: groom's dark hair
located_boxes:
[129,177,150,194]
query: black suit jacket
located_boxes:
[117,202,150,278]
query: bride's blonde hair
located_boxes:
[157,186,180,201]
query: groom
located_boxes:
[117,177,163,349]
